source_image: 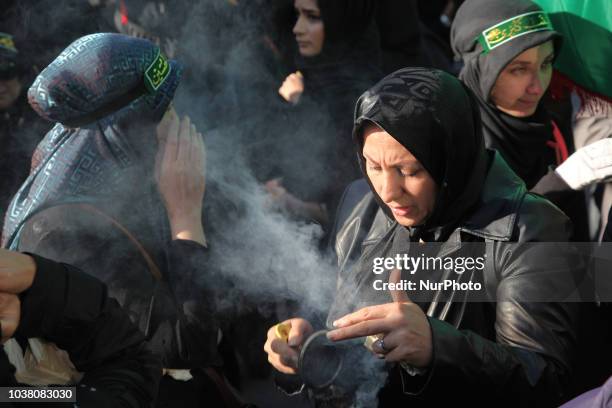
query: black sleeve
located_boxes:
[165,239,223,367]
[531,169,572,197]
[398,199,581,407]
[531,170,591,241]
[604,206,612,242]
[11,254,162,408]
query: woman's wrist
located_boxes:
[168,212,207,246]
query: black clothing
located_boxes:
[1,34,234,407]
[327,153,580,407]
[353,68,488,241]
[279,68,582,406]
[15,204,246,407]
[284,0,383,222]
[376,1,453,73]
[604,207,612,242]
[1,253,161,407]
[15,205,225,406]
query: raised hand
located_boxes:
[278,71,304,105]
[156,107,207,245]
[327,269,432,368]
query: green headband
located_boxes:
[477,11,553,54]
[144,49,171,93]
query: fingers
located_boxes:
[332,304,389,328]
[389,269,411,303]
[327,318,392,342]
[288,318,312,347]
[195,131,206,177]
[381,329,430,366]
[264,320,308,375]
[177,115,191,162]
[0,251,36,294]
[0,293,20,343]
[269,338,299,367]
[278,72,304,104]
[265,339,299,374]
[162,111,180,163]
[288,73,302,83]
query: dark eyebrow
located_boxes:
[295,6,320,14]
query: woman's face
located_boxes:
[363,124,437,227]
[293,0,324,57]
[490,41,554,118]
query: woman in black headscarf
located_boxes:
[451,0,612,241]
[264,67,583,407]
[267,0,383,227]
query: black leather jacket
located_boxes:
[328,151,582,407]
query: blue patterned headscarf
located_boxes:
[2,33,183,248]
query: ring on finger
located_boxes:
[375,337,388,353]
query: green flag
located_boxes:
[534,0,612,99]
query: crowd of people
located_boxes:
[0,0,611,407]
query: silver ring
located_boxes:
[375,337,388,352]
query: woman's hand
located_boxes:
[555,138,612,190]
[0,293,20,343]
[0,250,36,343]
[0,249,36,294]
[156,108,207,246]
[326,270,433,368]
[264,179,328,224]
[265,178,303,213]
[278,71,304,105]
[264,318,313,375]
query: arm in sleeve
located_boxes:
[164,239,223,367]
[400,203,581,406]
[14,254,162,408]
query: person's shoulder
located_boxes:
[514,191,572,241]
[463,151,571,242]
[331,179,384,259]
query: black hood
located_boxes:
[352,68,489,241]
[294,0,381,91]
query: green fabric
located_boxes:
[477,11,553,54]
[533,0,612,98]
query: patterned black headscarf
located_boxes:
[353,67,489,241]
[327,67,489,323]
[2,33,182,248]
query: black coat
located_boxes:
[15,204,225,407]
[322,151,582,407]
[1,254,161,407]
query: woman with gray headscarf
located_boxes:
[451,0,612,241]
